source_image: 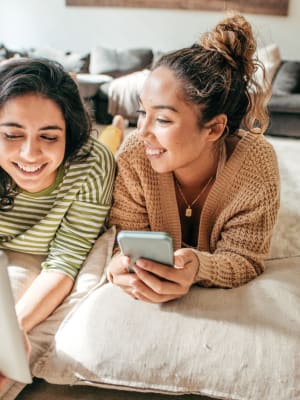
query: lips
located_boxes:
[144,142,166,157]
[13,162,46,174]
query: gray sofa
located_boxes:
[91,58,300,139]
[1,43,299,137]
[266,60,300,138]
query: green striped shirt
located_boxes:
[0,136,116,279]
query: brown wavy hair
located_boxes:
[154,14,270,136]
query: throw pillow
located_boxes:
[89,46,153,76]
[255,43,281,88]
[33,257,300,400]
[272,61,300,95]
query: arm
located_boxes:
[16,271,73,333]
[192,179,280,288]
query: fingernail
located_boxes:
[174,256,184,269]
[135,259,144,268]
[121,257,129,267]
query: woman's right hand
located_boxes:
[107,253,141,299]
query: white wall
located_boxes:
[0,0,299,60]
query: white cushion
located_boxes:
[33,257,300,399]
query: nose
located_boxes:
[20,138,41,161]
[137,114,152,140]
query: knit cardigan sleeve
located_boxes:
[192,177,280,288]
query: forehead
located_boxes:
[0,94,65,121]
[141,66,184,105]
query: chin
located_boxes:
[150,163,172,174]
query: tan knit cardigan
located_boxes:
[109,130,280,288]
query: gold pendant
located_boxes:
[185,206,192,217]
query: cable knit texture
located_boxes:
[109,130,280,288]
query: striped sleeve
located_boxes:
[42,140,116,279]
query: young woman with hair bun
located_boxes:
[107,14,280,303]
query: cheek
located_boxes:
[0,142,13,159]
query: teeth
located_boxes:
[17,163,43,172]
[145,148,165,156]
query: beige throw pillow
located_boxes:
[33,257,300,400]
[255,43,282,88]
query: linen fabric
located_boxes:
[109,130,280,288]
[33,257,300,400]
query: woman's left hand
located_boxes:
[131,248,199,303]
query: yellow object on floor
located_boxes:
[99,125,123,154]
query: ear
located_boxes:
[205,114,228,142]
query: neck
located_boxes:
[174,143,220,189]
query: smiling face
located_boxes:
[0,93,66,193]
[137,66,218,183]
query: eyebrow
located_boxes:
[0,122,64,131]
[137,96,178,113]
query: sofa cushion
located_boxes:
[268,94,300,114]
[33,257,300,400]
[89,47,153,77]
[28,47,89,73]
[272,61,300,95]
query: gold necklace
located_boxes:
[175,176,214,218]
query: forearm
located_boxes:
[192,249,263,288]
[16,270,74,333]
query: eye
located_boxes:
[40,135,58,142]
[156,118,171,125]
[3,133,23,140]
[136,109,146,117]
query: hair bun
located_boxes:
[198,14,256,78]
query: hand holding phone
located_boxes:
[117,231,173,272]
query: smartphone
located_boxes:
[117,231,173,272]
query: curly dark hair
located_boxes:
[0,57,91,211]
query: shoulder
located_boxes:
[117,130,145,158]
[233,130,279,182]
[115,130,159,186]
[64,136,116,186]
[88,136,115,166]
[75,136,115,170]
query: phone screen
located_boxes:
[117,231,173,271]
